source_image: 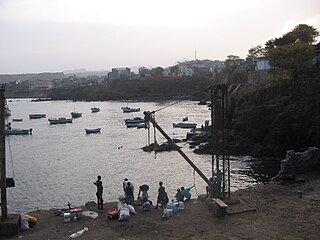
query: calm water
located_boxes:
[4,99,278,213]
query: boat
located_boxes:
[182,117,188,122]
[85,128,101,134]
[5,105,11,116]
[48,118,73,124]
[71,112,82,118]
[5,128,32,135]
[12,118,23,122]
[173,122,197,129]
[29,114,46,119]
[126,122,144,128]
[91,107,100,113]
[122,106,140,113]
[136,123,146,129]
[198,100,207,105]
[124,117,145,124]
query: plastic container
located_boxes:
[64,213,71,223]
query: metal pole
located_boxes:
[221,87,225,198]
[0,86,7,219]
[210,87,214,179]
[147,114,212,187]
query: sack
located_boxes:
[142,201,151,211]
[20,214,30,231]
[107,210,120,220]
[119,207,130,221]
[125,204,136,215]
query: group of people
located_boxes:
[93,175,195,210]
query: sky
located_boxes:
[0,0,320,74]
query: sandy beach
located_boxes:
[2,172,319,240]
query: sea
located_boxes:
[4,99,279,214]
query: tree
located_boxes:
[265,24,319,82]
[225,55,244,69]
[230,68,248,84]
[247,45,266,59]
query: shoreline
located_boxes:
[4,172,319,239]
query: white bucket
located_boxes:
[64,213,71,223]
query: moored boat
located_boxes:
[122,106,140,113]
[85,128,101,134]
[91,107,100,113]
[5,105,11,116]
[29,114,46,119]
[5,128,32,135]
[71,112,82,118]
[48,118,73,124]
[173,122,197,129]
[124,117,145,124]
[126,122,144,128]
[12,118,23,122]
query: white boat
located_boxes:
[48,118,73,124]
[173,122,197,129]
[71,112,82,118]
[91,107,100,113]
[85,128,101,134]
[122,106,140,113]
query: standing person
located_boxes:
[93,175,103,209]
[122,178,129,202]
[181,185,195,201]
[155,181,168,209]
[125,182,134,205]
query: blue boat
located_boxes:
[12,118,23,122]
[48,118,73,124]
[5,128,32,135]
[122,106,140,113]
[124,117,145,124]
[173,122,197,129]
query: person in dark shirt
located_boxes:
[125,182,134,205]
[175,188,184,202]
[155,181,168,209]
[93,175,103,209]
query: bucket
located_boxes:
[167,208,173,216]
[64,213,71,223]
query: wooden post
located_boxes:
[0,85,7,220]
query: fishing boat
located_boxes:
[12,118,23,122]
[71,112,82,118]
[85,128,101,134]
[29,114,46,119]
[124,117,145,124]
[5,128,32,135]
[173,122,197,129]
[48,118,73,124]
[122,106,140,113]
[126,122,144,128]
[182,117,188,122]
[91,107,100,113]
[136,123,146,129]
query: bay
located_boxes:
[5,99,270,213]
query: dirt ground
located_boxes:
[2,172,320,240]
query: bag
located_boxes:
[119,207,130,221]
[107,210,120,220]
[142,201,151,211]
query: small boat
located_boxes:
[5,128,32,135]
[182,117,188,122]
[5,105,11,116]
[12,118,23,122]
[91,107,100,113]
[48,118,73,124]
[85,128,101,134]
[126,122,144,128]
[71,112,82,118]
[198,100,207,105]
[173,122,197,129]
[122,106,140,113]
[124,117,145,124]
[29,114,46,119]
[136,123,146,129]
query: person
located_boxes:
[175,188,184,202]
[125,182,134,205]
[93,175,103,209]
[180,185,195,201]
[206,177,214,197]
[155,181,168,209]
[138,184,149,202]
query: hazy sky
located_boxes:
[1,0,319,74]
